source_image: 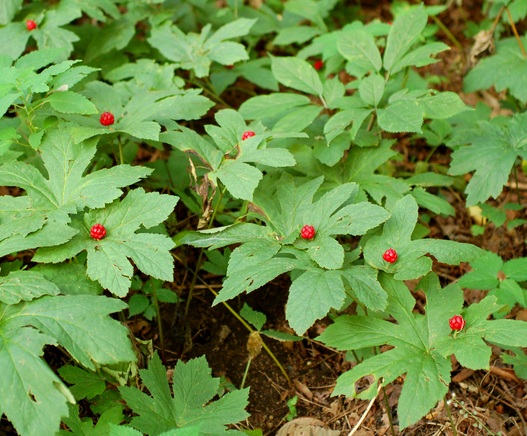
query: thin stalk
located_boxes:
[505,6,527,58]
[151,284,166,361]
[347,380,383,436]
[173,253,292,385]
[381,385,396,436]
[184,187,226,317]
[430,15,463,52]
[240,358,252,389]
[444,395,458,436]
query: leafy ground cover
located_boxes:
[1,0,527,435]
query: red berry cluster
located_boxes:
[99,111,115,126]
[242,130,255,141]
[90,224,107,240]
[300,225,316,240]
[26,20,37,31]
[313,59,324,71]
[449,315,465,331]
[383,248,398,263]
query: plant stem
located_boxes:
[381,385,396,436]
[240,357,252,389]
[505,6,527,58]
[444,395,458,436]
[347,379,383,436]
[184,186,226,317]
[430,15,463,52]
[151,284,165,361]
[173,253,292,385]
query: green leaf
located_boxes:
[0,270,60,305]
[287,269,345,335]
[358,74,385,107]
[46,91,98,114]
[0,326,70,436]
[0,127,151,227]
[464,35,527,103]
[119,353,249,435]
[319,274,460,429]
[411,187,455,216]
[0,294,135,436]
[383,5,428,74]
[240,304,266,331]
[239,93,312,121]
[215,256,300,305]
[448,113,527,206]
[364,195,483,280]
[271,56,323,95]
[174,223,272,250]
[377,99,424,133]
[456,252,502,290]
[0,0,22,25]
[7,295,136,369]
[305,235,344,270]
[35,189,178,297]
[391,41,449,73]
[58,365,107,400]
[418,92,470,119]
[212,160,263,201]
[337,29,382,75]
[341,265,388,312]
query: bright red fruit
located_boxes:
[383,248,398,263]
[99,112,115,126]
[26,20,37,31]
[301,225,316,240]
[449,315,465,331]
[313,59,324,71]
[242,130,255,140]
[90,224,107,240]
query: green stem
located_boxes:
[240,357,251,389]
[444,395,458,436]
[173,253,292,385]
[430,15,463,52]
[151,284,165,362]
[382,385,396,436]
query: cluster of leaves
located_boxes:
[1,0,527,435]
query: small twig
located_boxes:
[505,6,527,59]
[444,395,458,436]
[347,380,383,436]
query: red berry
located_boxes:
[99,112,115,126]
[242,131,255,141]
[301,225,316,240]
[90,224,106,240]
[449,315,465,331]
[313,59,324,71]
[26,20,37,31]
[383,248,398,263]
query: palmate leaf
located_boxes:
[0,293,135,436]
[119,353,249,435]
[363,195,484,280]
[0,270,60,305]
[34,188,178,297]
[318,273,461,429]
[0,126,151,225]
[448,112,527,206]
[148,18,255,78]
[464,35,527,104]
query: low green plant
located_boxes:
[2,0,527,434]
